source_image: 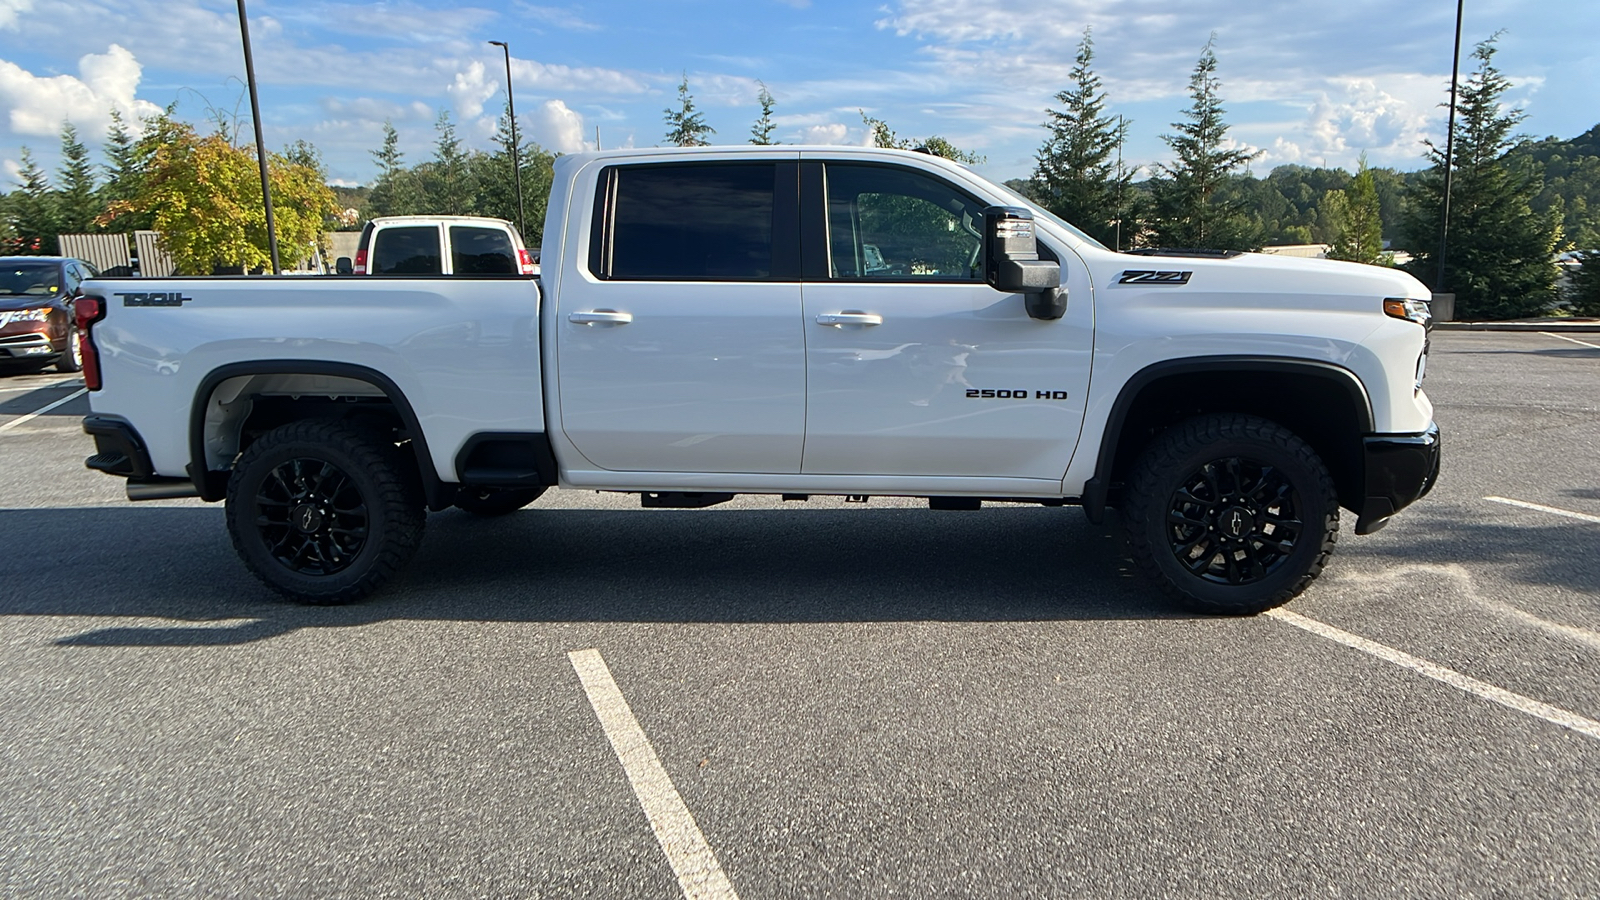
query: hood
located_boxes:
[1091,249,1431,312]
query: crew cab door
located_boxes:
[798,159,1093,480]
[555,159,806,473]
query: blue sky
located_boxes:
[2,0,1597,189]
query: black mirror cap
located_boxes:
[1026,286,1068,320]
[984,205,1061,293]
[335,257,354,275]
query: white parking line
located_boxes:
[1267,609,1600,742]
[1484,495,1600,525]
[0,378,82,393]
[568,649,739,900]
[1541,331,1600,350]
[0,387,87,434]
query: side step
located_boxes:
[640,491,735,509]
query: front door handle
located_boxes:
[816,311,883,327]
[569,309,633,325]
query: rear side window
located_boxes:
[603,163,776,280]
[450,226,517,274]
[371,226,442,274]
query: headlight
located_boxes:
[0,307,52,325]
[1383,297,1432,328]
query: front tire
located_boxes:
[1122,414,1339,615]
[226,419,425,605]
[55,324,82,373]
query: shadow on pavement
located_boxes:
[4,505,1179,647]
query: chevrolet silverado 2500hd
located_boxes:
[76,146,1439,614]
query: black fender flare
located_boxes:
[187,360,446,507]
[1080,356,1374,522]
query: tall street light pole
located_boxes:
[237,0,280,274]
[1437,0,1465,293]
[488,40,527,238]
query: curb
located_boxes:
[1434,320,1600,333]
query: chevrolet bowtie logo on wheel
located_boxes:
[116,292,194,307]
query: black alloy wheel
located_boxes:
[1123,414,1339,615]
[1164,456,1301,586]
[254,457,369,575]
[226,419,425,604]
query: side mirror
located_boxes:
[335,257,354,275]
[984,206,1066,319]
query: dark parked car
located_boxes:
[0,256,97,373]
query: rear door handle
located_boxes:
[816,311,883,327]
[568,309,633,325]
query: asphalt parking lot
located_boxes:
[2,330,1597,899]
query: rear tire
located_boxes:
[453,486,546,516]
[1122,414,1339,615]
[226,419,425,605]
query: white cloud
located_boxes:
[0,0,31,30]
[449,60,501,121]
[800,123,850,144]
[519,5,603,31]
[510,58,648,95]
[0,45,162,138]
[529,99,590,153]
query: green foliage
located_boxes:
[664,75,715,147]
[103,120,336,273]
[1328,157,1385,264]
[7,149,59,254]
[1569,251,1600,316]
[1031,29,1135,248]
[420,111,475,215]
[1512,124,1600,249]
[1149,38,1262,251]
[1401,37,1560,319]
[366,121,425,217]
[56,123,100,234]
[859,112,983,164]
[750,82,778,145]
[476,103,555,242]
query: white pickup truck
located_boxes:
[77,146,1439,614]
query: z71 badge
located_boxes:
[1117,270,1192,285]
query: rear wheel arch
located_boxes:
[1083,357,1374,521]
[188,360,447,508]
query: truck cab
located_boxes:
[348,215,536,276]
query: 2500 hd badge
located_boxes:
[967,389,1071,399]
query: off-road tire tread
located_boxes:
[1122,413,1339,615]
[226,418,425,605]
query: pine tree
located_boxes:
[421,111,474,215]
[1401,37,1560,319]
[1032,29,1133,248]
[10,148,60,254]
[1149,37,1262,251]
[56,123,101,234]
[366,121,424,217]
[476,103,555,242]
[664,75,714,147]
[1329,155,1385,264]
[750,82,778,145]
[100,109,139,211]
[1569,251,1600,316]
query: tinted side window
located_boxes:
[608,163,775,279]
[62,263,82,294]
[371,226,442,274]
[450,226,517,274]
[824,164,983,281]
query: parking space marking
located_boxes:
[1484,496,1600,525]
[1267,609,1600,742]
[0,387,87,434]
[1541,331,1600,350]
[0,379,82,393]
[569,649,739,900]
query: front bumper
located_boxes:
[1355,422,1441,535]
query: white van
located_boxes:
[346,215,536,276]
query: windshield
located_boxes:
[985,181,1109,251]
[0,262,61,295]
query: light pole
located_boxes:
[237,0,280,274]
[1437,0,1465,292]
[488,40,526,238]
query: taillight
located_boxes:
[354,248,368,274]
[75,297,107,391]
[518,248,536,275]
